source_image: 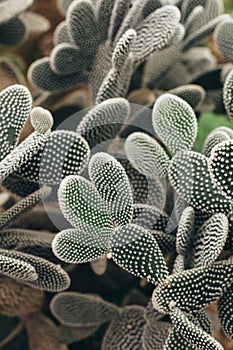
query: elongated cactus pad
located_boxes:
[191,213,228,268]
[152,260,233,313]
[16,130,90,186]
[0,252,37,282]
[77,98,130,149]
[218,284,233,340]
[28,57,87,92]
[0,186,51,230]
[50,292,119,327]
[176,206,195,256]
[30,107,53,134]
[214,20,233,64]
[0,249,70,291]
[0,132,49,183]
[58,175,114,236]
[170,308,223,350]
[89,152,133,226]
[110,224,168,284]
[102,306,145,350]
[125,132,170,178]
[168,150,232,213]
[52,228,110,264]
[223,68,233,121]
[0,84,32,161]
[202,130,230,157]
[209,140,233,199]
[67,0,100,57]
[152,94,197,154]
[131,6,181,63]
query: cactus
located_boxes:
[53,153,168,284]
[28,1,181,103]
[1,0,233,348]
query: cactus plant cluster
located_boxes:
[1,0,233,349]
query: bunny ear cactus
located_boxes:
[2,174,39,197]
[88,152,133,226]
[96,0,116,43]
[130,5,181,65]
[181,0,207,22]
[57,0,74,16]
[3,1,233,348]
[52,228,110,264]
[125,132,170,178]
[28,57,88,93]
[0,102,54,183]
[168,150,232,213]
[50,292,119,327]
[50,291,118,344]
[125,94,198,181]
[0,248,70,291]
[96,5,181,103]
[190,213,229,268]
[53,22,70,45]
[218,284,233,340]
[15,130,90,186]
[58,175,114,236]
[176,206,195,256]
[0,252,37,282]
[28,1,181,101]
[0,186,51,230]
[77,97,130,149]
[168,307,223,350]
[30,107,54,134]
[95,30,137,104]
[67,0,100,58]
[0,84,32,161]
[108,0,131,42]
[202,129,230,157]
[110,224,169,284]
[0,229,53,249]
[152,259,233,314]
[223,68,233,121]
[53,153,168,284]
[214,19,233,65]
[142,0,227,99]
[50,43,88,76]
[168,84,206,110]
[209,139,233,199]
[152,94,198,154]
[142,37,182,90]
[51,292,159,348]
[182,0,225,51]
[177,207,228,267]
[102,305,145,350]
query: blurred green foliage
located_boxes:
[224,0,233,12]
